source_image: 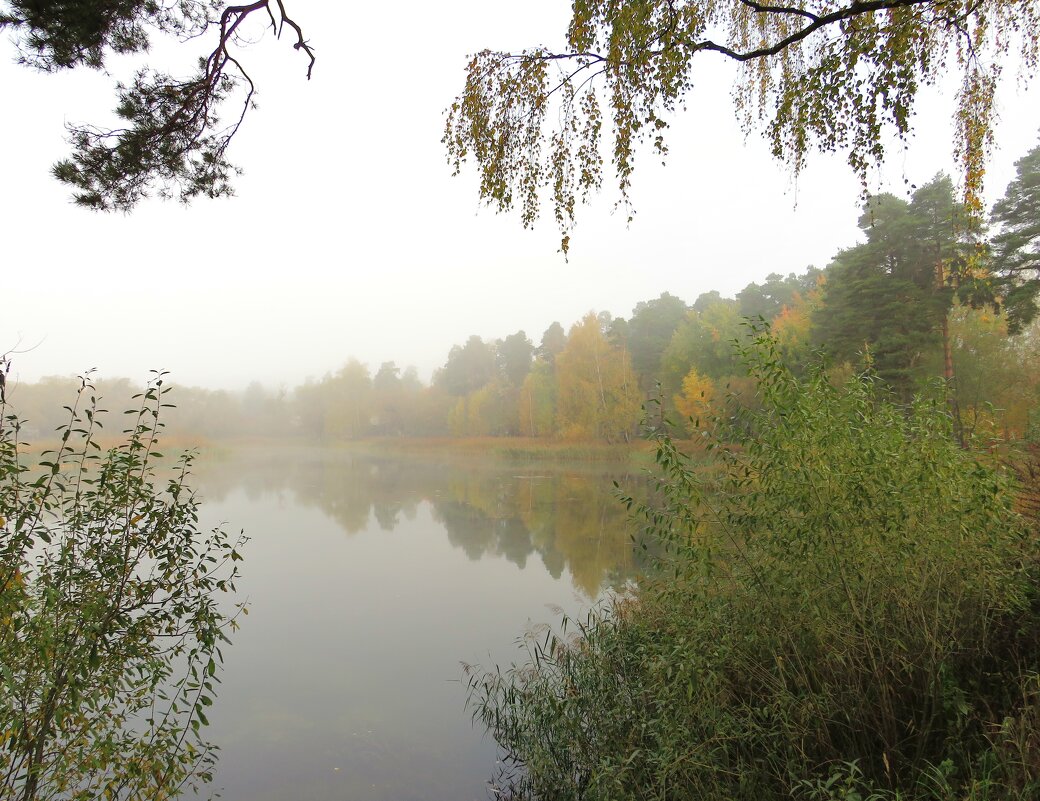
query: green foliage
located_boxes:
[52,63,243,210]
[497,331,536,388]
[449,376,521,437]
[949,307,1040,441]
[445,0,1040,249]
[0,373,245,801]
[814,176,975,397]
[520,362,558,438]
[323,359,373,440]
[466,325,1039,801]
[738,269,823,321]
[436,335,497,397]
[990,138,1040,333]
[660,295,744,394]
[624,293,689,393]
[537,322,568,365]
[0,0,185,70]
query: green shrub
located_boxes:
[466,327,1040,801]
[0,373,245,801]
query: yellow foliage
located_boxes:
[950,306,1040,440]
[772,287,821,362]
[674,368,716,433]
[555,313,640,442]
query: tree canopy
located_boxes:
[626,292,689,392]
[738,270,822,320]
[991,137,1040,332]
[444,0,1040,251]
[0,0,314,209]
[813,176,973,395]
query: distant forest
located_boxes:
[9,176,1040,446]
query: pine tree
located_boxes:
[990,139,1040,333]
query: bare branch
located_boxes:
[50,1,315,209]
[738,0,820,22]
[274,0,316,79]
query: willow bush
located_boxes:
[467,326,1040,801]
[0,373,245,801]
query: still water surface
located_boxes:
[190,447,648,801]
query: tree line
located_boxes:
[8,153,1040,447]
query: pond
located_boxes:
[189,446,651,801]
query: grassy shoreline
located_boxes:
[164,435,673,467]
[338,436,661,464]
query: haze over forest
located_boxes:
[4,3,1040,390]
[11,171,1039,447]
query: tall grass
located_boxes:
[466,327,1040,801]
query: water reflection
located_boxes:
[184,447,651,800]
[194,447,649,597]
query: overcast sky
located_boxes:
[4,1,1040,390]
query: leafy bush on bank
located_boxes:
[0,374,245,801]
[467,328,1040,801]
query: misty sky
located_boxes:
[4,1,1040,390]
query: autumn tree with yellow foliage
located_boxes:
[555,313,641,441]
[673,368,717,435]
[445,0,1039,251]
[949,305,1040,441]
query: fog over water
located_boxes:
[188,447,649,800]
[3,2,1039,388]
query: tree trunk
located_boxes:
[936,261,963,445]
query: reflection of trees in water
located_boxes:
[193,448,651,597]
[432,472,644,596]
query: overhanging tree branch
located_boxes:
[694,0,933,61]
[519,0,935,66]
[3,1,315,209]
[445,0,1038,253]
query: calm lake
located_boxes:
[189,446,649,801]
